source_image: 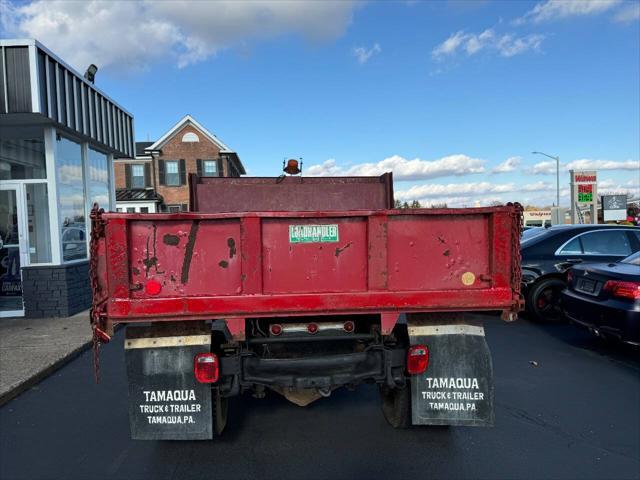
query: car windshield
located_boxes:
[620,251,640,266]
[521,227,549,245]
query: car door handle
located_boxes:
[566,259,582,264]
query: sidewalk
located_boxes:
[0,310,93,406]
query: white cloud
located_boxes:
[530,160,558,174]
[464,29,495,54]
[411,195,507,208]
[353,43,381,64]
[305,159,344,176]
[598,178,640,198]
[513,0,624,25]
[530,158,639,174]
[613,2,640,22]
[431,31,468,57]
[521,180,556,192]
[432,29,544,60]
[395,180,554,200]
[518,0,621,23]
[492,156,521,173]
[598,178,617,189]
[495,33,545,57]
[394,180,557,207]
[564,159,640,171]
[625,178,640,188]
[1,0,358,72]
[305,154,486,181]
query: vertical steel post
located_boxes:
[556,156,560,209]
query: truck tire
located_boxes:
[527,277,566,322]
[213,389,229,436]
[380,383,411,428]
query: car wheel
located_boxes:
[527,277,566,322]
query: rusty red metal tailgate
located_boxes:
[90,206,522,333]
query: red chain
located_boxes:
[89,204,105,383]
[509,202,524,314]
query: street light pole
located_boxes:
[532,151,560,207]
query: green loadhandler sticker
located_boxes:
[289,224,339,243]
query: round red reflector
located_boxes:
[344,321,354,333]
[145,279,162,295]
[307,323,318,334]
[270,324,282,336]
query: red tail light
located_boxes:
[566,270,573,284]
[194,353,219,383]
[603,280,640,300]
[343,321,354,333]
[145,279,162,295]
[407,345,429,375]
[270,324,282,336]
[307,323,319,334]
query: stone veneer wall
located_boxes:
[21,261,92,318]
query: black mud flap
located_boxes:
[125,326,212,440]
[409,322,494,427]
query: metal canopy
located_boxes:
[0,39,134,157]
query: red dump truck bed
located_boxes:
[89,174,524,439]
[90,205,523,338]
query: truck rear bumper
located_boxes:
[222,348,405,390]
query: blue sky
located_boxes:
[2,0,639,207]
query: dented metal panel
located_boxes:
[90,206,523,326]
[262,217,368,294]
[128,219,241,298]
[387,215,491,291]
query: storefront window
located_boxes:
[26,184,52,264]
[88,148,110,210]
[0,136,46,180]
[56,136,87,261]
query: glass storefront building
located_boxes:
[0,39,134,318]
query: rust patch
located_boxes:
[132,267,140,275]
[181,221,200,284]
[335,242,353,257]
[170,273,176,282]
[163,233,180,246]
[437,235,446,244]
[143,224,161,276]
[219,260,229,268]
[443,249,450,256]
[227,238,236,258]
[143,256,157,271]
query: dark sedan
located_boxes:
[521,225,640,321]
[562,251,640,345]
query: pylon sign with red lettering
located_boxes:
[570,170,598,224]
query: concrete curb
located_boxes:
[0,338,94,407]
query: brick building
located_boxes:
[114,115,245,212]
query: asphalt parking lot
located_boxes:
[0,314,638,480]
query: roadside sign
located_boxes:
[570,170,598,224]
[603,195,627,222]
